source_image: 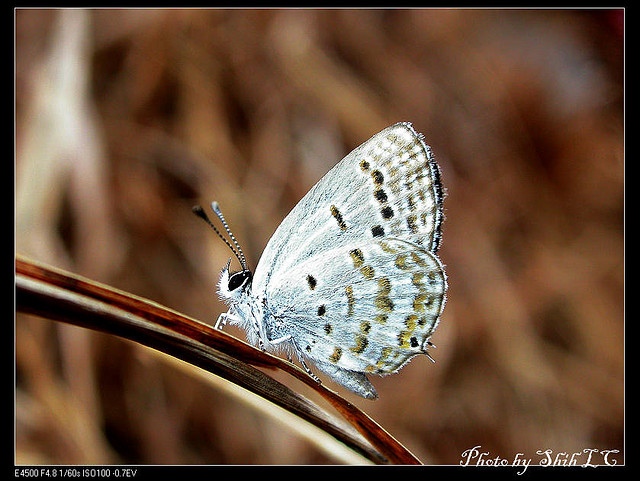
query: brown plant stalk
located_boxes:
[15,255,422,465]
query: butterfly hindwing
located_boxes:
[261,238,446,380]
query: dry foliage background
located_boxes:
[15,9,624,465]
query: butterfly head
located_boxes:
[218,258,253,304]
[193,203,252,304]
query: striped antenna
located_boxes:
[210,202,248,270]
[192,204,247,271]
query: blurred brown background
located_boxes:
[15,9,623,465]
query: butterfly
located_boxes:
[194,122,447,399]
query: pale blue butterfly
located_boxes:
[194,122,447,399]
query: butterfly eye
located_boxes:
[228,270,251,291]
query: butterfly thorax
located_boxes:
[217,262,291,353]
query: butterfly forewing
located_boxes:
[253,122,444,292]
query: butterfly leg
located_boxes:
[266,334,294,363]
[290,340,321,384]
[215,313,230,329]
[215,310,244,329]
[269,334,319,382]
[252,318,266,350]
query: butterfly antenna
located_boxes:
[192,204,246,270]
[210,201,248,270]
